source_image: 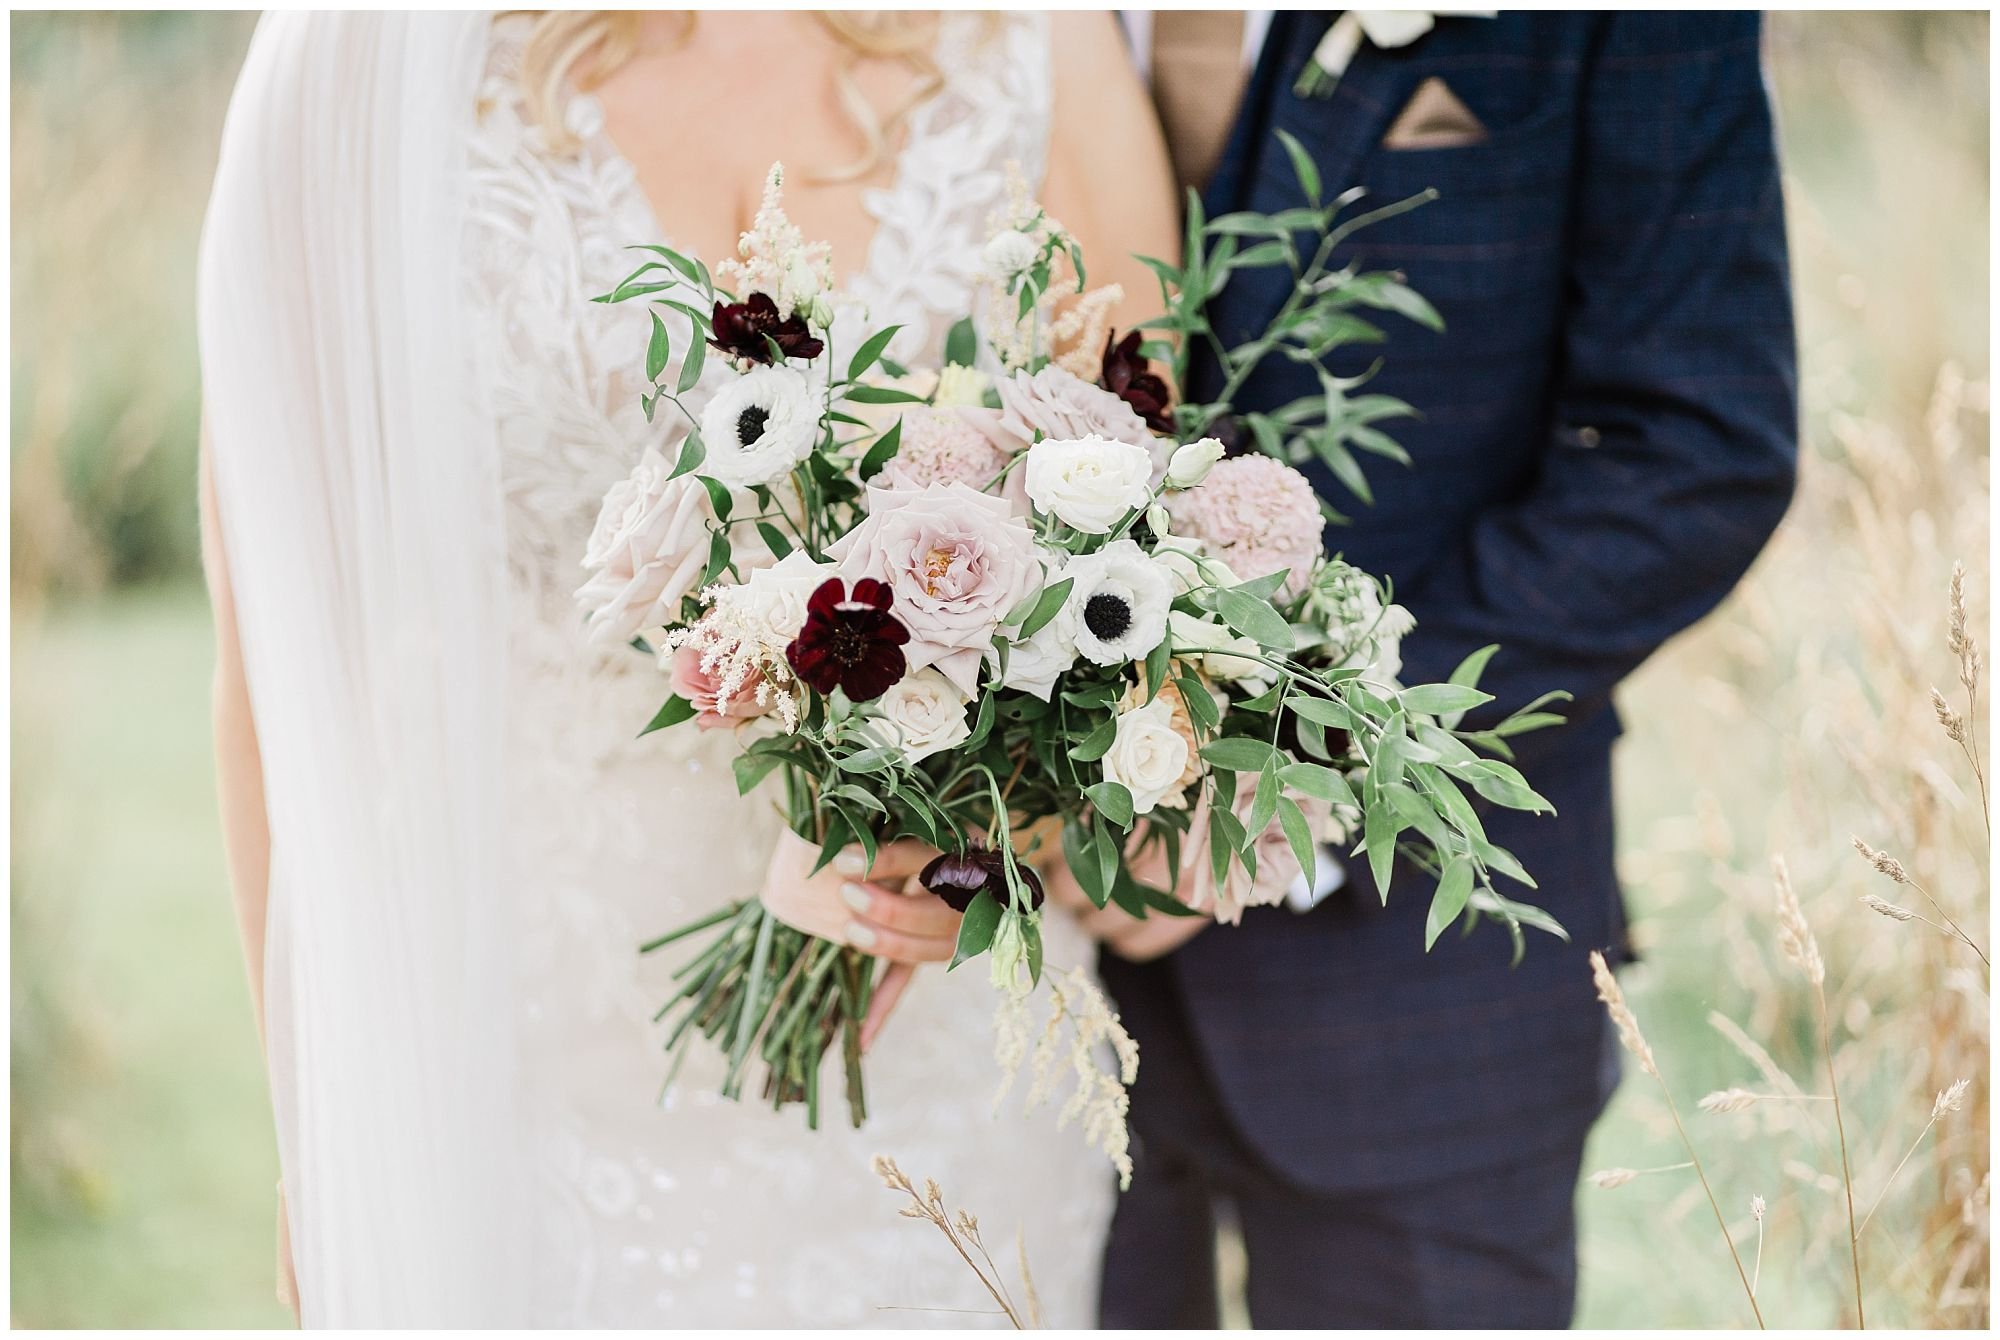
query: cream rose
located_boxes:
[575,446,714,646]
[863,668,973,763]
[714,551,835,657]
[1024,434,1155,533]
[1101,695,1193,815]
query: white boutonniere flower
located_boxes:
[1294,11,1497,100]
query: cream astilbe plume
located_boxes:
[994,966,1139,1188]
[714,164,833,321]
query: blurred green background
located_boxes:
[10,11,1990,1329]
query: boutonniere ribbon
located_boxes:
[1294,10,1498,99]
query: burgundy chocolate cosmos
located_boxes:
[784,577,910,702]
[708,292,824,365]
[918,843,1047,914]
[1098,329,1174,435]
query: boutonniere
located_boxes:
[1294,10,1497,100]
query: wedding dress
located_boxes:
[202,11,1113,1328]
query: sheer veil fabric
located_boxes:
[197,13,530,1325]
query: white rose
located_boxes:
[1102,696,1193,815]
[864,668,973,763]
[1024,434,1155,533]
[981,229,1039,278]
[575,447,714,645]
[718,551,835,657]
[1168,611,1272,691]
[699,364,819,487]
[1165,437,1227,489]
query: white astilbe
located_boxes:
[714,163,833,321]
[991,965,1140,1188]
[661,585,804,730]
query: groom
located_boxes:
[1086,11,1798,1328]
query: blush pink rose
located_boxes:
[828,481,1040,696]
[668,644,773,730]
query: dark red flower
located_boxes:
[1099,329,1174,434]
[919,843,1047,914]
[785,578,910,702]
[709,292,824,364]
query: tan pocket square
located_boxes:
[1382,77,1489,149]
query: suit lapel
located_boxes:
[1206,13,1430,216]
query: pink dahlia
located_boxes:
[1166,455,1324,593]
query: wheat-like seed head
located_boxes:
[1933,1077,1971,1119]
[1862,893,1918,922]
[1932,686,1969,742]
[1590,949,1658,1078]
[1700,1086,1762,1113]
[1751,1194,1767,1221]
[1772,856,1826,986]
[1947,562,1981,694]
[1851,835,1912,884]
[1591,1167,1639,1189]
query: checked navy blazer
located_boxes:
[1144,10,1799,1193]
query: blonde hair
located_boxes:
[516,11,947,182]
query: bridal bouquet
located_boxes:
[582,146,1565,1176]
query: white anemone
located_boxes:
[1061,539,1173,666]
[698,364,819,488]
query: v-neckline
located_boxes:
[570,20,956,299]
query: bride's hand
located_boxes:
[758,830,957,1049]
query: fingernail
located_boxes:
[835,850,867,877]
[844,922,878,950]
[839,883,871,914]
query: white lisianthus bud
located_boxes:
[1165,437,1226,489]
[989,911,1026,990]
[809,293,837,329]
[981,229,1039,278]
[1145,503,1172,538]
[1168,610,1270,690]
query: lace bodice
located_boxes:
[461,14,1114,1328]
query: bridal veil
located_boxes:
[197,12,530,1324]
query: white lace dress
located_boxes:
[461,15,1115,1328]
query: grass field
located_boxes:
[9,9,1990,1331]
[12,589,290,1327]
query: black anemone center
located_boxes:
[737,405,771,444]
[1083,592,1132,641]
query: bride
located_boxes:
[197,9,1177,1328]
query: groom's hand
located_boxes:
[1044,840,1209,963]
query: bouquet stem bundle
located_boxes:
[644,901,877,1128]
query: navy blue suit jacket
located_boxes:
[1143,11,1797,1193]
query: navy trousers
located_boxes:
[1097,953,1589,1329]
